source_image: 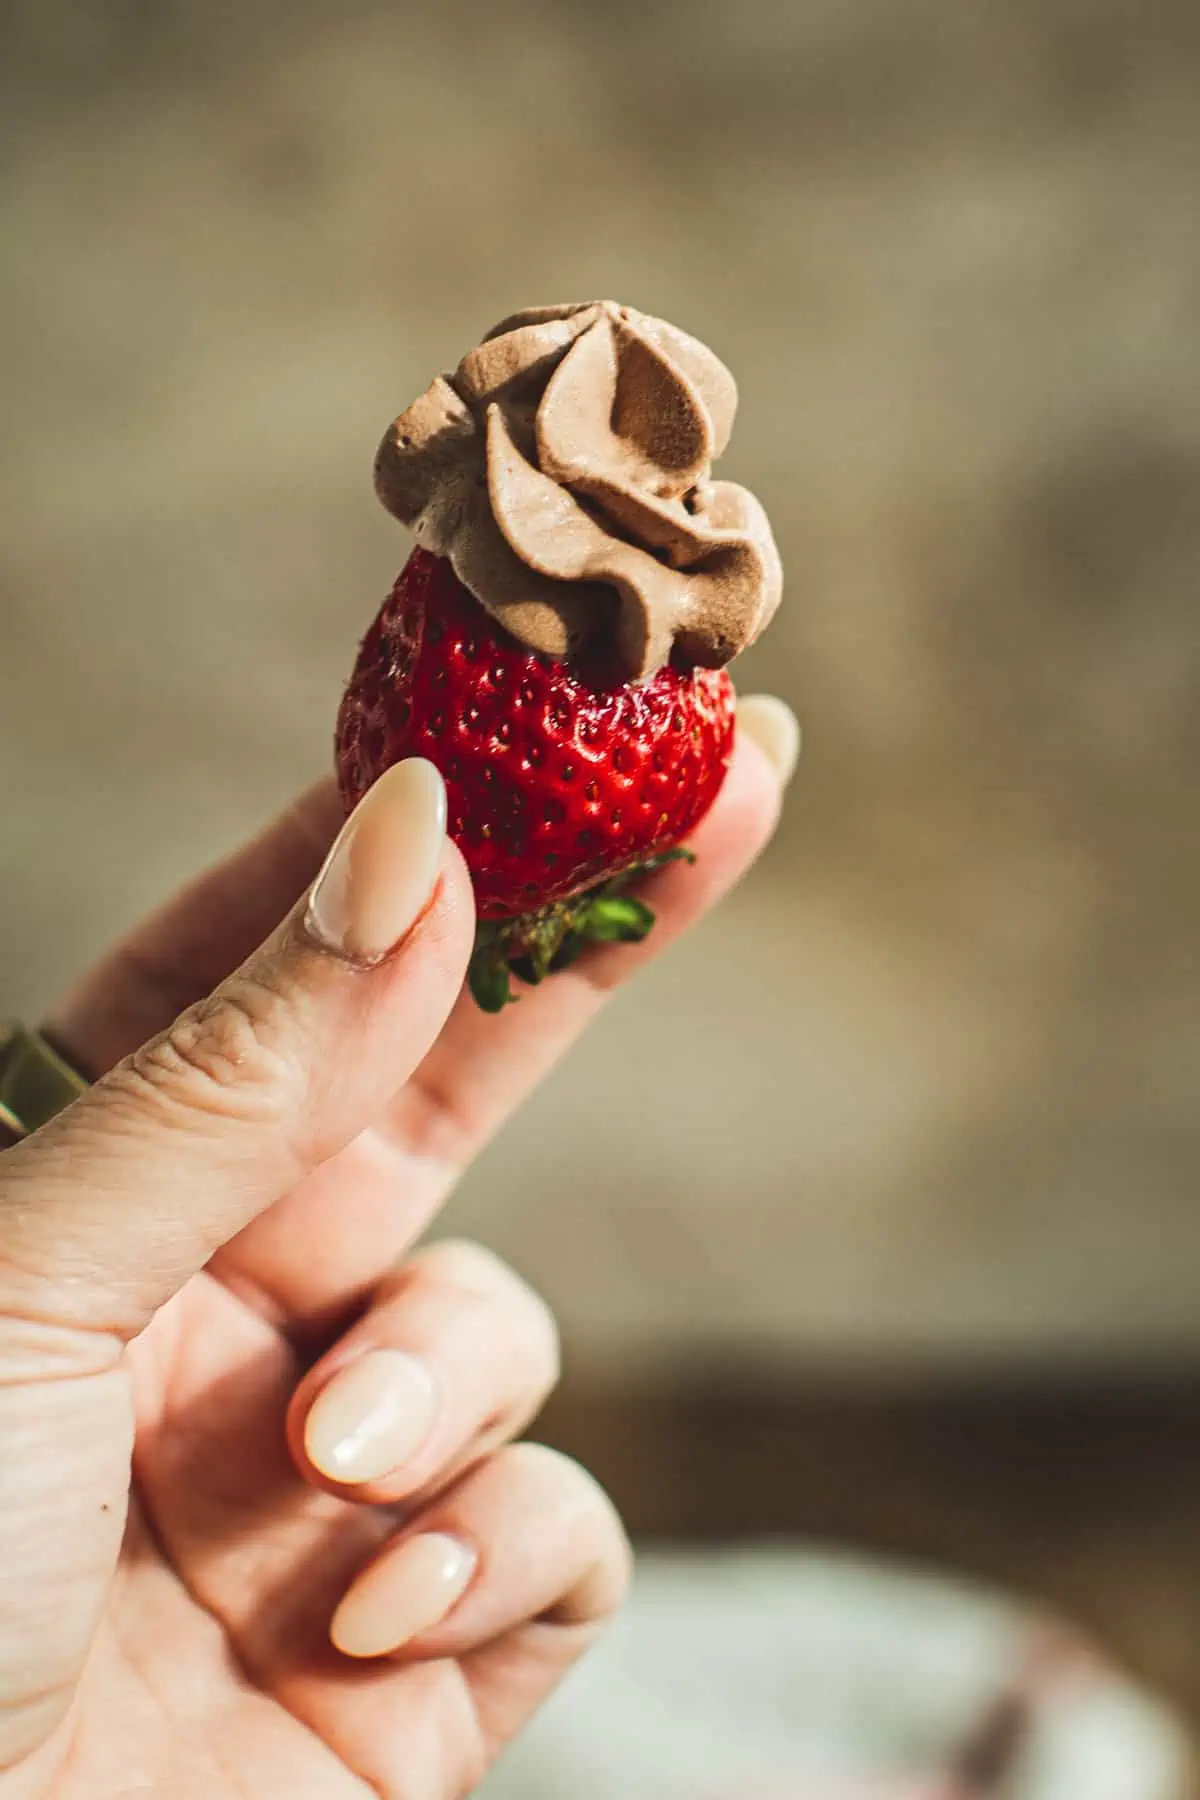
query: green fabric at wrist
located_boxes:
[0,1020,90,1142]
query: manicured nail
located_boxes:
[738,694,801,785]
[331,1532,477,1658]
[304,1349,438,1484]
[306,759,446,961]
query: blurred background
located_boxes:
[2,0,1198,1787]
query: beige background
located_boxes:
[2,0,1197,1371]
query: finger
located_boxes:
[393,717,793,1163]
[737,691,802,789]
[0,760,473,1338]
[210,721,794,1331]
[47,699,792,1094]
[329,1442,631,1664]
[137,1278,624,1800]
[47,778,344,1079]
[289,1240,560,1502]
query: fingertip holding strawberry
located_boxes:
[737,693,802,788]
[335,301,785,1011]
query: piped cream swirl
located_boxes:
[374,301,781,681]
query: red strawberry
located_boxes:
[336,548,735,1008]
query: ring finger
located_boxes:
[329,1441,630,1662]
[254,1444,630,1800]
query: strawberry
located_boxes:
[335,299,781,1007]
[336,547,735,1009]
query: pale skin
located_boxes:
[0,709,793,1800]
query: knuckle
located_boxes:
[418,1239,561,1386]
[506,1441,612,1519]
[519,1284,562,1392]
[119,977,303,1127]
[510,1443,633,1616]
[417,1237,511,1295]
[598,1519,636,1612]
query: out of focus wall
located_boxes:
[2,0,1197,1370]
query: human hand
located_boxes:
[0,707,792,1800]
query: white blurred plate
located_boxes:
[481,1547,1194,1800]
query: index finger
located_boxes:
[399,733,787,1161]
[207,735,787,1332]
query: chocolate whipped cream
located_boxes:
[374,301,781,681]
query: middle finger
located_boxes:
[288,1239,560,1507]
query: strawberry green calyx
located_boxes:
[467,848,696,1012]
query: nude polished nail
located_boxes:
[331,1533,477,1659]
[304,1349,438,1485]
[305,759,447,961]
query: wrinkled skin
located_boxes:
[0,741,781,1800]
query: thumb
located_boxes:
[0,758,474,1338]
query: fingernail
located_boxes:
[306,759,447,962]
[304,1349,438,1484]
[738,694,801,786]
[331,1532,477,1658]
